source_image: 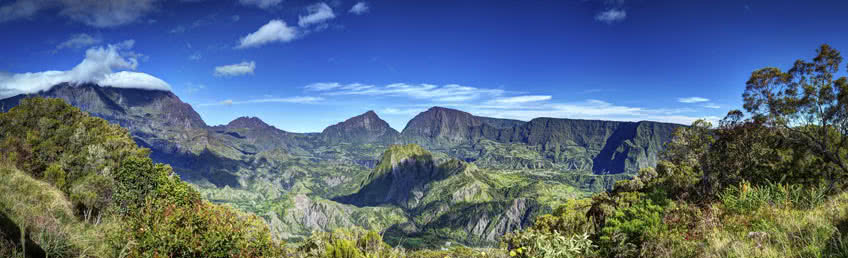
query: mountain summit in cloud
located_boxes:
[0,41,169,99]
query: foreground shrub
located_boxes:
[505,231,594,258]
[720,181,829,215]
[113,199,280,258]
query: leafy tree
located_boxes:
[43,163,66,189]
[743,44,848,188]
[69,173,113,223]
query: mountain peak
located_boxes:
[400,106,482,147]
[349,110,381,123]
[321,110,399,144]
[226,116,271,129]
[425,106,465,114]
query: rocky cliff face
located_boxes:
[400,107,682,174]
[401,107,485,147]
[321,111,400,145]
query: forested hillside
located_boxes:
[500,44,848,258]
[1,44,848,257]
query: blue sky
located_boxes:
[1,0,848,132]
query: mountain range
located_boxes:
[0,83,682,247]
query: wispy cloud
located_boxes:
[595,9,627,24]
[489,95,551,104]
[239,0,282,9]
[298,2,336,27]
[678,97,710,103]
[703,103,721,109]
[447,99,715,125]
[0,0,160,28]
[306,82,504,102]
[349,2,369,15]
[305,82,720,125]
[199,96,324,106]
[214,61,256,77]
[236,20,298,49]
[56,33,102,50]
[304,82,343,91]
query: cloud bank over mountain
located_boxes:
[0,40,170,99]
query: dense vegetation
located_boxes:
[501,44,848,257]
[0,97,283,257]
[2,44,848,257]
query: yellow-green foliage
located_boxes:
[373,144,433,175]
[0,165,117,257]
[502,199,597,258]
[0,97,285,257]
[114,199,280,258]
[297,228,399,258]
[703,188,848,258]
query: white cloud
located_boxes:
[305,82,342,91]
[459,99,714,125]
[199,96,323,106]
[595,8,626,24]
[0,0,160,28]
[349,2,369,15]
[305,81,724,125]
[678,97,710,103]
[490,95,552,104]
[97,71,170,90]
[306,82,504,102]
[214,61,256,77]
[298,2,335,27]
[239,0,282,9]
[0,41,170,98]
[236,20,298,49]
[703,103,721,109]
[56,33,102,50]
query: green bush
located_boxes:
[720,181,829,215]
[505,231,595,258]
[326,239,364,258]
[598,194,666,258]
[43,163,66,189]
[113,199,280,258]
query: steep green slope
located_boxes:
[334,144,589,248]
[0,97,282,257]
[0,165,109,257]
